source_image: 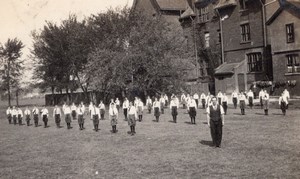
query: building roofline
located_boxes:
[266,0,300,25]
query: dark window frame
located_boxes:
[198,7,209,23]
[286,54,300,73]
[241,23,251,42]
[286,23,295,43]
[247,53,262,72]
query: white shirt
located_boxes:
[259,90,264,99]
[232,92,238,98]
[71,105,77,111]
[247,91,254,98]
[279,95,288,105]
[11,109,18,116]
[217,92,223,99]
[88,103,93,113]
[137,101,144,110]
[239,94,247,101]
[263,93,270,100]
[170,100,179,108]
[41,108,49,117]
[99,103,105,110]
[164,95,168,101]
[146,98,152,105]
[76,107,84,115]
[90,106,98,117]
[6,108,12,115]
[115,99,120,106]
[17,109,23,117]
[109,107,118,117]
[53,107,62,117]
[153,101,161,109]
[128,106,138,118]
[222,95,228,103]
[123,100,129,109]
[32,108,39,115]
[159,97,165,104]
[193,93,199,100]
[24,109,31,116]
[200,93,206,100]
[181,94,186,102]
[64,106,71,114]
[283,90,290,99]
[188,99,197,108]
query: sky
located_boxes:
[0,0,134,84]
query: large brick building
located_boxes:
[213,0,273,94]
[132,0,300,96]
[266,0,300,95]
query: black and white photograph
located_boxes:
[0,0,300,178]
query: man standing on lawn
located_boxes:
[24,107,31,126]
[6,106,12,124]
[41,106,49,128]
[32,106,39,127]
[53,105,62,128]
[207,97,225,148]
[11,106,18,125]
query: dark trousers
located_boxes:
[42,115,48,127]
[233,98,237,109]
[123,109,128,120]
[210,121,223,147]
[18,115,22,125]
[222,102,228,115]
[13,116,17,125]
[195,99,199,108]
[248,97,253,108]
[8,115,12,124]
[201,99,206,109]
[33,115,39,127]
[281,102,287,115]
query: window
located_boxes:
[204,32,210,48]
[287,54,300,73]
[241,23,251,42]
[198,7,209,23]
[286,23,294,43]
[247,53,262,72]
[239,0,248,10]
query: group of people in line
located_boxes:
[5,89,291,147]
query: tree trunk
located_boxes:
[7,60,11,107]
[16,90,19,107]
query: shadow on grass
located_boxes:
[152,120,159,122]
[233,113,243,116]
[168,120,176,123]
[255,113,266,115]
[199,140,214,147]
[272,113,284,116]
[203,122,208,124]
[184,121,193,125]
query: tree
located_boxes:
[0,38,24,106]
[85,8,189,101]
[31,15,93,102]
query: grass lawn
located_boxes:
[0,100,300,178]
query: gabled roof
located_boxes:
[156,0,188,10]
[179,6,196,19]
[215,63,239,76]
[266,0,300,25]
[214,0,237,10]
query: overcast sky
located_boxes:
[0,0,134,84]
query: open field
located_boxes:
[0,101,300,178]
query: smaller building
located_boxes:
[266,0,300,96]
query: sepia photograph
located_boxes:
[0,0,300,178]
